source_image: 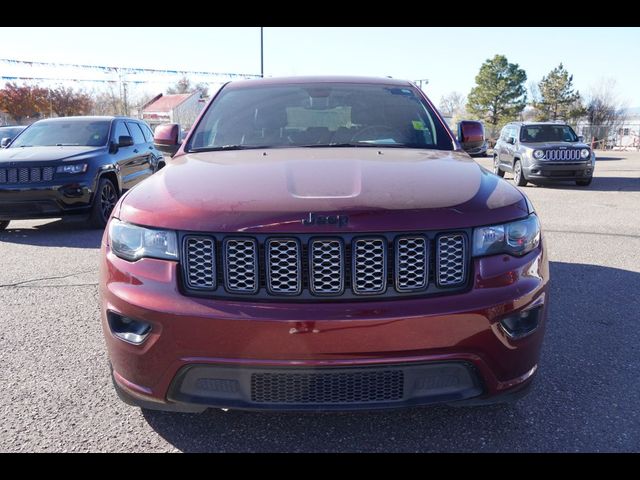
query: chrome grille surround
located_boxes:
[223,238,259,294]
[309,239,344,295]
[395,236,428,292]
[266,238,302,295]
[183,236,216,290]
[352,237,387,295]
[436,233,467,287]
[544,148,581,161]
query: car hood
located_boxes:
[0,145,106,163]
[118,148,529,233]
[523,142,590,149]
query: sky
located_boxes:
[0,27,638,108]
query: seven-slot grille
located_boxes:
[181,232,468,298]
[224,238,259,293]
[396,237,428,292]
[0,166,55,184]
[436,234,467,287]
[266,239,301,295]
[310,239,344,295]
[544,149,582,161]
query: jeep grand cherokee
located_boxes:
[100,76,549,412]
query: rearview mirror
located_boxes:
[458,121,485,152]
[1,137,12,148]
[118,135,134,147]
[154,123,181,157]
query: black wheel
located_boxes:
[513,160,528,187]
[576,177,592,186]
[493,155,504,177]
[90,177,119,229]
[0,220,9,231]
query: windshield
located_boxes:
[520,124,579,143]
[10,120,111,147]
[0,127,24,139]
[186,83,453,151]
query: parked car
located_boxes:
[493,121,595,186]
[0,116,164,230]
[0,125,27,147]
[101,76,548,412]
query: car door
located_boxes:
[110,120,139,192]
[125,121,154,186]
[139,121,163,171]
[503,126,518,171]
[496,126,509,166]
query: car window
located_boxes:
[520,125,578,143]
[112,121,130,143]
[187,82,454,152]
[126,122,146,145]
[139,123,154,143]
[10,120,110,147]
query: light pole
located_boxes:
[415,79,429,91]
[260,27,264,78]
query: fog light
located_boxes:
[500,301,543,339]
[107,311,151,345]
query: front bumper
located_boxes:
[100,241,549,411]
[524,161,593,181]
[0,181,94,220]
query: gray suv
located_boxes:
[493,122,595,187]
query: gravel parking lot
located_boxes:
[1,150,639,452]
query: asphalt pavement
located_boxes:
[1,150,639,452]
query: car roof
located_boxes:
[225,75,415,89]
[33,116,143,123]
[508,121,571,127]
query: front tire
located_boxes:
[513,160,528,187]
[90,177,119,229]
[576,177,593,186]
[493,155,504,177]
[0,220,9,231]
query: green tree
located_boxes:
[467,55,527,139]
[534,63,585,122]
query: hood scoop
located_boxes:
[286,159,362,199]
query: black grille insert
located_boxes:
[251,370,404,404]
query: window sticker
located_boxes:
[412,120,426,130]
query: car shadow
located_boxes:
[594,156,625,161]
[141,261,640,452]
[0,218,103,249]
[525,177,640,192]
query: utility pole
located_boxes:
[260,27,264,78]
[414,79,429,91]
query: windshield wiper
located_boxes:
[189,144,277,152]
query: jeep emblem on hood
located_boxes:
[302,213,349,227]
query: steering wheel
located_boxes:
[350,125,406,143]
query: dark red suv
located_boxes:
[99,76,548,412]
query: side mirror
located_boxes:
[458,120,485,152]
[154,123,181,157]
[578,135,584,142]
[506,137,515,145]
[1,137,12,148]
[118,135,134,147]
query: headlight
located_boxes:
[532,149,545,160]
[473,214,540,257]
[108,218,178,261]
[56,163,88,174]
[580,148,590,159]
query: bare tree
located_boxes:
[90,86,123,116]
[584,78,628,149]
[439,91,468,127]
